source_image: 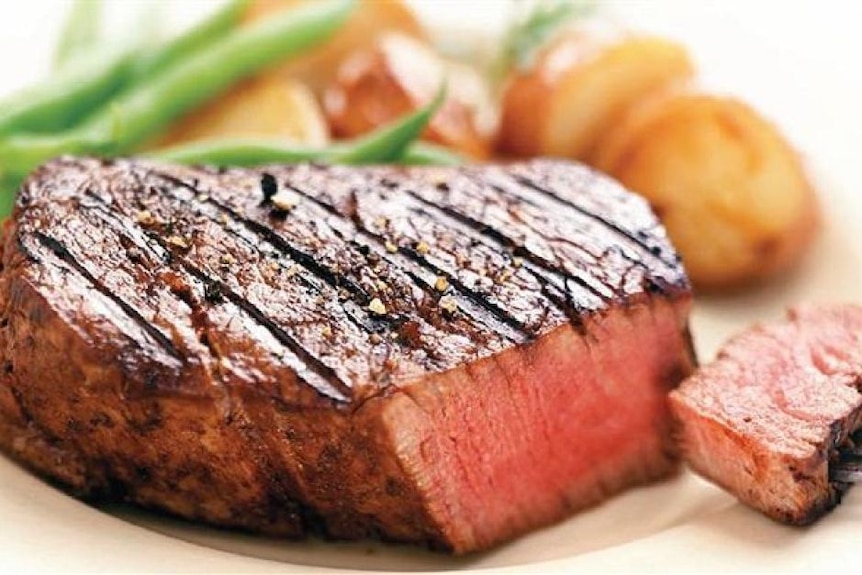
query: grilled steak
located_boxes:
[0,157,694,553]
[670,305,862,525]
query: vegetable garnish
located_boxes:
[0,0,251,142]
[0,47,135,139]
[396,143,464,166]
[132,0,251,81]
[151,87,452,167]
[500,0,596,71]
[0,0,355,179]
[54,0,104,70]
[330,85,446,164]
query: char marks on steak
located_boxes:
[0,157,694,553]
[670,305,862,525]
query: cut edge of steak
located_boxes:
[670,304,862,525]
[0,157,695,553]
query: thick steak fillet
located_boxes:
[0,157,694,553]
[670,305,862,525]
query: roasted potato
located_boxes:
[592,91,818,290]
[324,33,494,159]
[153,75,328,148]
[498,30,694,160]
[244,0,426,96]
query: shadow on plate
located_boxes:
[104,471,731,571]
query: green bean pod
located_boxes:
[0,0,249,140]
[133,0,250,80]
[54,0,104,70]
[396,142,465,166]
[150,86,446,166]
[0,0,355,178]
[104,0,355,152]
[0,46,135,139]
[328,86,445,164]
[151,140,321,166]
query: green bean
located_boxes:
[0,130,107,178]
[133,0,250,80]
[0,0,248,141]
[397,142,465,166]
[0,0,355,178]
[54,0,103,70]
[105,0,354,152]
[151,139,322,166]
[0,46,135,139]
[150,86,444,166]
[329,86,445,164]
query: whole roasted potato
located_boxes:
[153,75,328,148]
[324,33,494,159]
[498,29,694,160]
[244,0,426,96]
[592,91,818,290]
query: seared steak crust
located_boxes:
[0,158,693,552]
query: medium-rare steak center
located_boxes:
[0,157,695,553]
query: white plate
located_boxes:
[1,1,860,573]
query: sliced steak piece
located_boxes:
[0,157,694,553]
[670,305,862,525]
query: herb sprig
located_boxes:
[500,0,596,72]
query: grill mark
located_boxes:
[129,181,386,342]
[81,190,170,262]
[174,189,388,338]
[460,172,611,261]
[208,198,372,305]
[282,182,533,342]
[338,232,524,347]
[155,171,386,315]
[400,188,608,307]
[509,173,679,269]
[458,172,647,293]
[492,174,675,281]
[173,260,351,401]
[298,189,530,345]
[66,197,237,416]
[407,200,614,300]
[159,167,551,343]
[151,172,516,355]
[77,186,352,402]
[31,232,183,360]
[313,211,527,347]
[536,276,589,333]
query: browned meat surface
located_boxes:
[670,305,862,525]
[0,157,694,553]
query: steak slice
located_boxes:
[670,305,862,525]
[0,157,694,553]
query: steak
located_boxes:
[0,157,694,553]
[670,305,862,525]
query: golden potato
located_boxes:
[592,91,818,291]
[498,30,695,160]
[153,75,328,148]
[244,0,426,96]
[323,33,493,159]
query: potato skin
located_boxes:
[153,75,328,148]
[498,30,694,160]
[592,91,818,290]
[244,0,426,96]
[324,33,493,159]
